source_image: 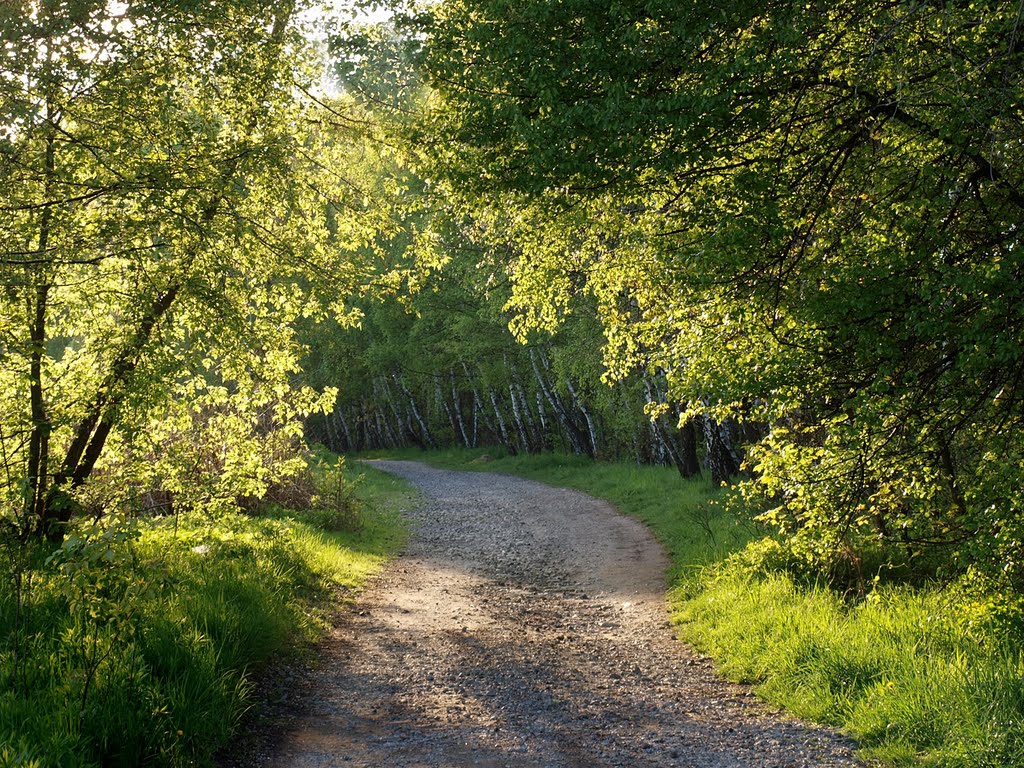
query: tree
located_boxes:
[400,0,1024,586]
[0,0,374,539]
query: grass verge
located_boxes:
[0,457,410,768]
[375,446,1024,768]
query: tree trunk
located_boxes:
[336,408,353,452]
[564,378,598,458]
[677,415,702,478]
[449,371,471,448]
[373,380,401,448]
[702,414,740,486]
[380,377,407,446]
[460,364,483,449]
[642,376,681,472]
[508,383,531,453]
[438,377,459,446]
[512,377,541,453]
[489,390,517,455]
[323,408,338,451]
[395,374,434,448]
[350,407,366,452]
[640,418,659,464]
[376,407,396,449]
[529,348,588,455]
[26,119,55,536]
[536,392,553,450]
[471,389,480,448]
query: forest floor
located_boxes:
[222,460,864,767]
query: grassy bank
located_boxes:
[379,447,1024,768]
[0,458,410,768]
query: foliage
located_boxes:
[370,0,1024,593]
[0,0,385,541]
[307,25,717,475]
[307,454,365,532]
[0,459,408,767]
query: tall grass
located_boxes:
[391,446,1024,767]
[0,459,410,767]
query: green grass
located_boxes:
[680,571,1024,767]
[374,446,1024,768]
[0,459,411,768]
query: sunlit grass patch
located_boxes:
[678,569,1024,767]
[0,458,410,767]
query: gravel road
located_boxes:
[232,460,863,767]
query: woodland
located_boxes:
[1,0,1023,765]
[318,0,1024,597]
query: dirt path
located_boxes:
[236,461,863,767]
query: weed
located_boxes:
[308,456,364,532]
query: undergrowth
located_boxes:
[383,446,1024,768]
[0,456,410,767]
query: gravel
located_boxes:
[224,460,864,768]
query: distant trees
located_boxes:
[343,0,1024,590]
[0,0,376,540]
[302,234,693,465]
[311,9,719,476]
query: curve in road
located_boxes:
[253,461,862,767]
